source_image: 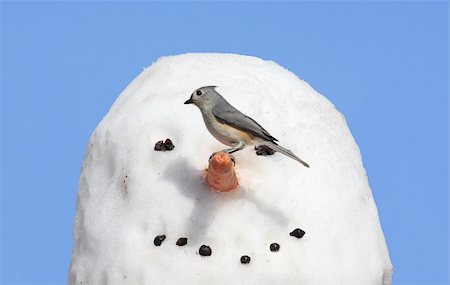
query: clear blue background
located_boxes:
[1,2,448,284]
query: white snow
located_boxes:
[69,53,393,285]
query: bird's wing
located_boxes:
[212,101,278,142]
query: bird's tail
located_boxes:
[263,141,310,168]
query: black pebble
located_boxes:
[154,138,175,151]
[154,140,165,151]
[240,255,251,264]
[290,228,306,239]
[255,145,275,156]
[199,245,212,256]
[176,237,188,246]
[164,139,175,150]
[270,243,280,252]
[153,235,166,246]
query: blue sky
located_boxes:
[1,1,448,284]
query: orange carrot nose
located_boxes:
[206,152,238,192]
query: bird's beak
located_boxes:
[184,97,193,104]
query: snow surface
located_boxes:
[69,53,393,285]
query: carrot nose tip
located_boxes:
[206,152,238,192]
[211,152,233,168]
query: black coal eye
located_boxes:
[196,90,202,96]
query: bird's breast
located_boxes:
[201,111,254,146]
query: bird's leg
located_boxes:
[226,142,246,154]
[209,142,245,166]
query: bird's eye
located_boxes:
[196,90,202,96]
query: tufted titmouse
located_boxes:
[184,86,309,168]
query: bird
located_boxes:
[184,86,309,168]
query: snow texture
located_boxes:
[69,53,393,285]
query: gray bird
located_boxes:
[184,86,309,168]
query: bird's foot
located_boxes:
[229,154,236,166]
[209,151,236,166]
[209,152,217,161]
